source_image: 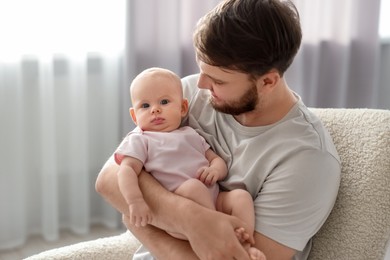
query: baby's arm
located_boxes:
[117,156,152,227]
[197,148,228,186]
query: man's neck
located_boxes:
[233,86,298,127]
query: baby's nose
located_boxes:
[152,107,161,114]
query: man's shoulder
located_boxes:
[181,73,214,119]
[294,103,340,163]
[181,73,200,100]
[181,73,199,85]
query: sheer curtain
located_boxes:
[0,0,125,250]
[287,0,387,109]
[0,0,221,251]
[123,0,388,118]
[122,0,220,134]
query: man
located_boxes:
[95,0,341,259]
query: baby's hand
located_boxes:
[197,166,220,186]
[128,200,152,227]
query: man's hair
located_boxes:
[193,0,302,77]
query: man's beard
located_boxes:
[210,83,259,115]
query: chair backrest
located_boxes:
[308,108,390,260]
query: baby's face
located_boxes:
[130,73,186,132]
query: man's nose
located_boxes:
[197,74,212,90]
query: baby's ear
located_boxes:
[181,99,189,116]
[130,108,137,125]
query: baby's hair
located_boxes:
[130,67,182,93]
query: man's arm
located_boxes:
[254,232,296,260]
[95,157,129,214]
[136,172,297,260]
[95,157,251,259]
[96,157,297,259]
[124,215,199,259]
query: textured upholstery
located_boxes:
[26,109,390,260]
[308,109,390,260]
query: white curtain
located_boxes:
[0,0,125,250]
[287,0,387,109]
[123,0,388,113]
[0,0,387,252]
[0,0,221,251]
[121,0,221,134]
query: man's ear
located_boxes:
[130,108,137,125]
[181,99,189,117]
[257,70,280,93]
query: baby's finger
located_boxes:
[205,174,217,186]
[133,216,140,227]
[140,217,148,227]
[197,171,208,183]
[129,214,135,226]
[196,167,208,177]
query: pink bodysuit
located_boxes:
[115,126,219,202]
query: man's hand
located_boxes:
[183,205,253,260]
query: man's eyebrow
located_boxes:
[220,67,234,74]
[202,73,226,83]
[207,68,234,82]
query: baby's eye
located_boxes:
[141,103,150,108]
[160,99,169,105]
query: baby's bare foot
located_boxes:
[248,246,266,260]
[235,227,266,260]
[235,227,250,243]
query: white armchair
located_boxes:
[26,108,390,260]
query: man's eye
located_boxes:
[160,99,169,105]
[141,103,150,108]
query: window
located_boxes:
[0,0,125,61]
[380,0,390,38]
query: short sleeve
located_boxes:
[114,133,148,165]
[254,149,341,251]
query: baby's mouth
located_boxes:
[152,117,164,124]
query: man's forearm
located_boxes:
[125,216,199,260]
[129,171,208,259]
[95,161,130,215]
[138,170,200,235]
[96,158,200,233]
[97,161,208,258]
[96,161,252,259]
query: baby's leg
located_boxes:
[175,178,216,210]
[217,190,265,260]
[168,178,216,240]
[216,189,255,234]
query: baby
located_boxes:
[115,67,265,260]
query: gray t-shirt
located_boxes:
[182,74,341,258]
[133,73,341,260]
